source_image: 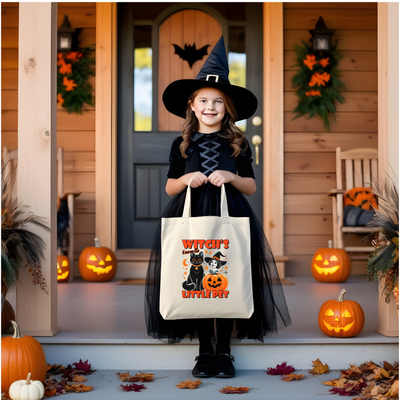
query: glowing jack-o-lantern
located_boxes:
[311,241,350,283]
[318,288,365,338]
[79,238,117,282]
[203,272,228,291]
[57,255,70,283]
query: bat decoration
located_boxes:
[172,43,210,68]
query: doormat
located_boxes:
[117,279,146,285]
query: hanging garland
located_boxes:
[291,40,345,131]
[57,45,95,114]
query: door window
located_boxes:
[134,25,152,131]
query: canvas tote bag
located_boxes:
[160,183,253,320]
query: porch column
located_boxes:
[263,3,286,277]
[95,3,118,249]
[377,2,399,337]
[17,3,60,335]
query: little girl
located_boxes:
[145,36,291,378]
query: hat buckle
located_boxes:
[206,74,219,82]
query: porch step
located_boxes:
[39,333,398,370]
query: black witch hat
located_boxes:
[205,251,227,267]
[162,36,258,122]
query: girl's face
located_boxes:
[190,88,226,133]
[210,260,218,268]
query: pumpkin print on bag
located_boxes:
[311,241,351,283]
[318,289,365,338]
[79,238,117,282]
[203,272,228,291]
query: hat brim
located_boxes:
[162,79,258,122]
[205,257,227,265]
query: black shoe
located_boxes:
[192,352,215,378]
[213,353,235,378]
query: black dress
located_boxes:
[145,131,291,343]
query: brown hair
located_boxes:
[180,88,247,159]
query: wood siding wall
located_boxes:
[2,2,379,278]
[283,2,378,276]
[1,2,96,276]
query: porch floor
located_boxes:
[48,275,396,344]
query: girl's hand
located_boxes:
[208,170,235,187]
[183,171,208,188]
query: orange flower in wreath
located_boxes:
[319,58,330,68]
[309,72,331,87]
[57,93,64,106]
[305,90,322,97]
[63,76,77,91]
[57,53,65,66]
[303,54,318,70]
[66,51,82,62]
[59,62,72,75]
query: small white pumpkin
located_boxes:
[9,372,44,400]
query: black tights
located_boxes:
[194,318,234,356]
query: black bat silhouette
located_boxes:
[172,43,210,68]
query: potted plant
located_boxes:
[1,158,50,310]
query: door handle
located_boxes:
[251,135,262,166]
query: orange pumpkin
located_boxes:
[57,255,70,283]
[79,238,117,282]
[311,241,351,283]
[318,289,365,338]
[1,299,15,332]
[203,272,228,291]
[344,187,378,210]
[1,320,47,393]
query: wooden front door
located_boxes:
[117,3,263,249]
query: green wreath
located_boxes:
[291,40,345,131]
[57,45,95,114]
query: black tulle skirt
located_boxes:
[145,183,291,343]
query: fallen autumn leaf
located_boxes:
[175,379,202,389]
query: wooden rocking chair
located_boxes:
[328,147,378,253]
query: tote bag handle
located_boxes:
[182,181,229,218]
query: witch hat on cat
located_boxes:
[162,36,258,122]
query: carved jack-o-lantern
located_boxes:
[318,289,365,338]
[311,241,350,283]
[78,238,117,282]
[203,272,228,291]
[57,255,70,283]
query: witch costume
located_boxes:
[145,37,291,345]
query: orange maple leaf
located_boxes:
[303,54,318,70]
[176,379,202,389]
[63,76,77,91]
[305,90,322,97]
[59,62,72,75]
[319,57,330,68]
[65,383,94,392]
[281,373,304,382]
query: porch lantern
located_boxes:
[309,16,335,52]
[57,15,74,51]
